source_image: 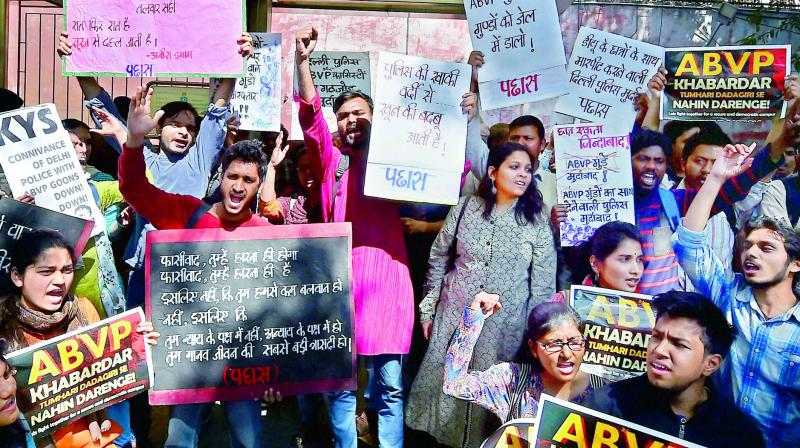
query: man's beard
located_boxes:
[346,134,370,151]
[746,261,790,290]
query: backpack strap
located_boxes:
[185,200,214,229]
[505,363,531,422]
[658,187,681,232]
[329,154,350,223]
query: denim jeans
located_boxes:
[327,354,403,448]
[164,400,262,448]
[106,400,132,447]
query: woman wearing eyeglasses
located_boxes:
[443,292,603,421]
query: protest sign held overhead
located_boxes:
[555,27,663,128]
[661,45,791,121]
[478,65,569,111]
[146,224,355,405]
[531,396,705,448]
[364,52,470,205]
[6,308,152,439]
[62,0,246,77]
[230,32,282,132]
[570,285,654,382]
[553,123,635,247]
[290,51,371,140]
[464,0,565,82]
[0,199,92,282]
[0,104,104,235]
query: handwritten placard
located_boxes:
[554,123,635,246]
[0,104,105,235]
[478,65,569,110]
[555,27,663,128]
[231,33,282,132]
[464,0,565,81]
[364,52,470,205]
[661,45,791,121]
[63,0,245,77]
[145,224,355,405]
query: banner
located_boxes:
[555,27,664,128]
[529,396,705,448]
[6,308,152,439]
[364,52,470,205]
[0,199,92,283]
[230,33,282,132]
[553,123,635,246]
[63,0,246,77]
[464,0,565,82]
[661,45,791,121]
[0,104,104,235]
[570,286,654,382]
[145,224,355,405]
[289,51,372,140]
[478,65,569,111]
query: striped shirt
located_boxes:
[674,223,800,447]
[636,147,780,295]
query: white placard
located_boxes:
[365,52,471,205]
[554,123,636,247]
[231,33,282,132]
[555,27,664,129]
[465,0,566,81]
[478,65,569,110]
[0,104,104,235]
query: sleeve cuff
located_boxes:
[205,102,229,118]
[297,92,323,126]
[676,219,707,245]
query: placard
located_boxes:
[553,123,635,246]
[555,27,664,128]
[0,104,105,235]
[464,0,566,81]
[6,308,152,438]
[0,199,93,283]
[62,0,246,77]
[145,224,355,405]
[530,396,705,448]
[364,52,470,205]
[231,33,282,132]
[478,65,569,111]
[150,85,210,117]
[570,285,654,382]
[661,45,791,121]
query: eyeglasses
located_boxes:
[537,338,586,353]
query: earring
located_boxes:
[491,178,497,195]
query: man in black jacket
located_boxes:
[583,291,765,448]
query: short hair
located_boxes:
[631,129,672,158]
[508,115,545,141]
[333,90,374,114]
[515,302,583,369]
[652,291,735,357]
[62,119,91,144]
[0,88,24,113]
[157,101,200,131]
[113,96,131,120]
[487,123,510,151]
[739,216,800,292]
[681,125,732,162]
[220,139,269,182]
[662,120,713,144]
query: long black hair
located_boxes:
[477,142,545,225]
[0,230,77,346]
[0,338,28,446]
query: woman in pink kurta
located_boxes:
[298,93,414,355]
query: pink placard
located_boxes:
[63,0,246,77]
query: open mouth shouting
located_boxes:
[649,360,671,375]
[625,277,640,288]
[743,259,760,276]
[172,136,190,151]
[639,171,658,188]
[556,361,576,375]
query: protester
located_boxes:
[258,137,322,225]
[294,25,414,448]
[0,229,158,448]
[443,291,603,422]
[550,221,644,303]
[406,142,555,447]
[0,338,34,448]
[675,136,800,447]
[118,86,269,448]
[584,291,765,448]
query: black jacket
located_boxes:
[583,374,765,448]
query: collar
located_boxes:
[632,374,720,422]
